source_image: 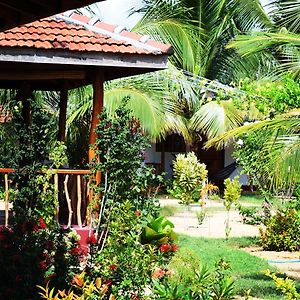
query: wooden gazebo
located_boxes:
[0,11,172,226]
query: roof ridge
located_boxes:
[55,12,172,55]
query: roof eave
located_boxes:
[0,47,169,71]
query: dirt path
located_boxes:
[162,199,260,238]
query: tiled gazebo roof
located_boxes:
[0,12,172,56]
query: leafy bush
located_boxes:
[224,177,242,210]
[152,249,236,299]
[89,201,178,299]
[260,209,300,251]
[173,152,207,205]
[196,210,206,225]
[237,201,271,225]
[265,270,300,300]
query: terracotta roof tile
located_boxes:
[95,21,117,33]
[0,13,172,56]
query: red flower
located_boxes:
[47,273,57,279]
[134,210,141,217]
[171,244,179,252]
[159,243,171,253]
[72,274,84,287]
[70,247,81,256]
[39,218,47,229]
[131,293,140,300]
[87,234,97,245]
[38,260,48,270]
[109,264,118,271]
[104,279,113,286]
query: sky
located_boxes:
[97,0,142,29]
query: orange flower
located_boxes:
[152,268,165,279]
[72,274,84,287]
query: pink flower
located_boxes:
[159,243,171,253]
[134,210,141,217]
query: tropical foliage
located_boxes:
[173,152,207,205]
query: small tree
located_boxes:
[223,176,242,239]
[173,152,207,206]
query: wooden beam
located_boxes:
[58,82,68,142]
[88,71,103,185]
[0,70,86,81]
[0,0,38,17]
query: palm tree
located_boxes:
[227,0,300,77]
[133,0,274,83]
[66,0,277,167]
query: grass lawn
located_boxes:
[179,235,300,299]
[239,194,282,208]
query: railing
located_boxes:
[0,168,92,228]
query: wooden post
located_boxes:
[64,175,73,228]
[58,83,68,142]
[54,173,59,222]
[88,72,104,185]
[77,175,82,228]
[4,173,9,227]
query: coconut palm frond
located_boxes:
[105,87,165,140]
[205,110,300,149]
[269,0,300,33]
[133,1,199,71]
[260,133,300,193]
[231,0,272,31]
[227,31,300,57]
[190,100,243,143]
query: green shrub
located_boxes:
[173,152,207,205]
[152,249,236,300]
[224,177,242,210]
[224,177,242,238]
[260,209,300,251]
[266,270,300,300]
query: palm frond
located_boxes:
[269,0,300,32]
[191,100,243,141]
[227,31,300,56]
[132,0,200,71]
[205,109,300,149]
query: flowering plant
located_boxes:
[0,214,83,300]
